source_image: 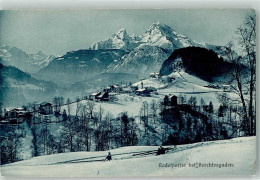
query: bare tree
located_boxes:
[223,42,248,133]
[223,13,256,136]
[61,116,76,152]
[53,96,64,114]
[141,101,149,131]
[53,96,59,113]
[1,128,23,164]
[75,99,82,117]
[67,98,71,117]
[236,14,256,135]
[157,99,165,123]
[150,99,158,124]
[81,105,91,151]
[104,112,114,149]
[87,100,95,119]
[98,105,104,122]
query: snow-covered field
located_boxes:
[1,136,256,177]
[60,71,225,118]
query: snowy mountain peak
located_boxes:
[90,27,136,51]
[36,50,46,56]
[112,28,130,40]
[88,22,219,76]
[150,21,170,29]
[146,21,175,36]
[150,21,167,28]
[116,27,127,35]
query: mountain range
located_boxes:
[90,22,204,52]
[39,22,227,83]
[91,22,206,75]
[0,21,237,107]
[0,45,55,73]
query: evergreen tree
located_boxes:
[208,101,214,114]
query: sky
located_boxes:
[0,9,254,56]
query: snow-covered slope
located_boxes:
[139,21,203,51]
[1,136,255,177]
[59,70,223,119]
[106,45,169,76]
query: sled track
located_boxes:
[68,147,177,164]
[44,148,170,165]
[6,138,252,167]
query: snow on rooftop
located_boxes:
[5,107,24,111]
[136,89,146,92]
[91,92,100,96]
[149,72,160,75]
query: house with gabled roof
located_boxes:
[4,107,27,124]
[39,102,53,115]
[89,92,101,100]
[135,89,150,97]
[97,92,109,101]
[149,72,161,78]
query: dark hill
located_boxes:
[0,63,59,107]
[0,63,56,89]
[159,46,234,82]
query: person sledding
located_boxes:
[156,146,166,155]
[105,152,112,161]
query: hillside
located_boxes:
[70,72,138,92]
[1,136,256,177]
[0,63,59,107]
[160,46,235,82]
[0,62,252,173]
[38,49,127,83]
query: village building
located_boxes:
[130,85,138,92]
[39,102,53,115]
[104,85,120,93]
[97,92,109,101]
[135,89,150,97]
[105,86,112,93]
[120,86,132,93]
[111,85,120,92]
[146,86,157,93]
[4,107,27,124]
[89,92,101,100]
[149,72,161,78]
